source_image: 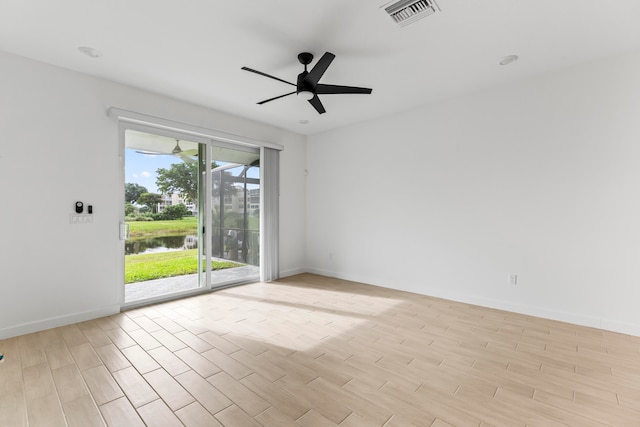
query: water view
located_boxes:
[125,234,197,255]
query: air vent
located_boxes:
[383,0,440,27]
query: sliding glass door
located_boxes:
[122,128,260,305]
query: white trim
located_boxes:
[0,306,120,340]
[107,107,284,151]
[304,268,640,338]
[279,267,308,278]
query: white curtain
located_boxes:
[261,147,280,282]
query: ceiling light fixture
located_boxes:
[78,46,102,59]
[499,55,519,66]
[297,90,315,101]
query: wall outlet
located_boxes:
[509,274,518,285]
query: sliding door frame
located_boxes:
[119,123,211,308]
[114,108,282,309]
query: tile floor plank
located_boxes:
[26,394,67,427]
[62,394,106,427]
[175,369,233,414]
[112,366,159,408]
[215,404,263,427]
[175,346,222,377]
[151,328,188,352]
[148,345,191,376]
[0,390,28,427]
[82,365,124,405]
[121,344,161,374]
[207,371,270,416]
[254,406,299,427]
[51,364,90,403]
[137,399,184,426]
[175,329,214,353]
[95,343,132,373]
[175,401,224,427]
[69,342,103,371]
[99,396,145,427]
[103,327,137,350]
[143,368,195,411]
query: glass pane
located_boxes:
[210,153,260,286]
[124,130,202,303]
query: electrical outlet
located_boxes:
[509,274,518,285]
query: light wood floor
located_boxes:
[1,274,640,426]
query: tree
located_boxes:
[156,163,198,203]
[125,183,148,203]
[137,192,163,213]
[156,161,235,202]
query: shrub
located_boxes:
[125,214,155,222]
[159,204,190,220]
[124,202,136,216]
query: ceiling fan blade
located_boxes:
[257,91,296,105]
[241,67,296,87]
[315,84,372,95]
[304,52,335,87]
[308,95,326,114]
[180,149,199,156]
[135,150,168,156]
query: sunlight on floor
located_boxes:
[193,282,405,352]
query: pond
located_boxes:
[126,234,197,255]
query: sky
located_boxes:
[125,148,260,194]
[125,148,177,193]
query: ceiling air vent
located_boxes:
[383,0,440,27]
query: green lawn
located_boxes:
[125,249,240,284]
[128,217,198,238]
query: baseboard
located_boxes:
[600,319,640,337]
[425,289,604,330]
[0,305,121,340]
[279,267,309,279]
[302,268,640,338]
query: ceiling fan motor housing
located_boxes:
[297,71,313,94]
[297,52,313,66]
[297,53,314,96]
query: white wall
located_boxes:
[306,49,640,336]
[0,51,306,339]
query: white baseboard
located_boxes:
[600,319,640,337]
[302,268,640,338]
[0,305,120,340]
[279,267,309,278]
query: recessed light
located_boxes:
[499,55,518,66]
[299,120,309,124]
[78,46,102,59]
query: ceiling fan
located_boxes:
[242,52,372,114]
[136,140,198,163]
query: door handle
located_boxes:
[120,222,130,240]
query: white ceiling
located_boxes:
[2,0,640,135]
